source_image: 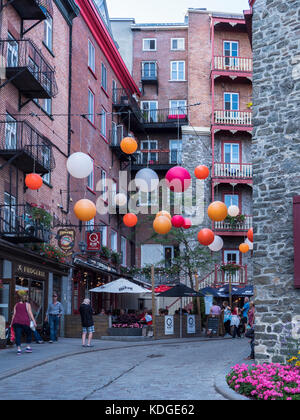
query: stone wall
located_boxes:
[252,0,300,363]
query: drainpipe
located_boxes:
[66,23,73,215]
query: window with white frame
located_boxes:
[224,41,239,58]
[42,145,51,184]
[7,33,18,67]
[141,101,158,123]
[111,121,118,146]
[44,17,53,50]
[110,230,118,252]
[169,140,182,164]
[121,236,127,266]
[141,140,158,164]
[43,98,52,115]
[101,63,107,91]
[101,170,107,201]
[224,92,239,111]
[88,40,95,72]
[87,157,94,190]
[112,80,117,103]
[143,38,156,51]
[111,180,117,205]
[3,192,16,232]
[5,113,17,149]
[169,100,187,115]
[86,218,95,232]
[170,61,185,81]
[88,89,95,124]
[171,38,185,51]
[101,108,107,137]
[142,61,157,78]
[100,225,107,247]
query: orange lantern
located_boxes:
[153,216,172,235]
[74,199,96,222]
[123,213,138,228]
[197,229,215,246]
[156,210,172,221]
[120,137,138,155]
[247,228,253,243]
[25,173,43,190]
[207,201,228,222]
[194,165,210,180]
[239,243,250,253]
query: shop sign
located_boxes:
[57,229,75,256]
[187,315,196,334]
[165,315,174,335]
[87,232,101,252]
[74,257,118,274]
[16,264,47,280]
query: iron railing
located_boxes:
[132,149,182,167]
[0,0,53,17]
[141,108,188,125]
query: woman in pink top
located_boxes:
[210,301,221,315]
[11,290,37,356]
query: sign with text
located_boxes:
[187,315,196,334]
[87,232,101,252]
[58,229,75,256]
[16,264,47,280]
[165,315,174,335]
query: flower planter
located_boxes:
[108,328,143,337]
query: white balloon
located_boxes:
[67,152,93,179]
[135,168,159,193]
[114,193,127,207]
[208,235,224,252]
[245,238,253,250]
[228,205,240,217]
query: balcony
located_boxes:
[108,125,131,161]
[199,264,248,288]
[3,0,53,21]
[141,109,188,132]
[0,39,58,101]
[213,56,252,73]
[141,66,158,91]
[0,204,51,244]
[131,149,182,171]
[214,215,253,235]
[112,88,144,132]
[214,110,252,128]
[0,120,55,175]
[213,162,252,180]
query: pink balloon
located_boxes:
[172,215,185,228]
[166,166,191,192]
[183,218,192,229]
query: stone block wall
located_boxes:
[252,0,300,363]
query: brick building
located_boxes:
[0,0,79,328]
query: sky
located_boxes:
[107,0,250,23]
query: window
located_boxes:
[5,113,17,149]
[138,190,158,207]
[88,89,95,124]
[7,33,18,67]
[121,236,127,266]
[171,38,185,51]
[224,93,239,111]
[224,41,239,66]
[42,145,51,184]
[164,246,174,268]
[101,170,107,201]
[28,57,39,79]
[87,158,94,190]
[86,218,95,231]
[169,140,182,164]
[112,80,117,103]
[224,194,239,210]
[111,181,117,205]
[101,63,107,91]
[141,101,158,123]
[224,250,240,265]
[224,143,240,164]
[3,192,16,232]
[43,98,52,115]
[143,39,156,51]
[171,61,185,81]
[169,100,187,115]
[142,62,157,78]
[111,121,118,146]
[88,40,95,73]
[101,108,107,137]
[100,225,107,247]
[141,140,158,164]
[111,230,118,252]
[44,17,53,51]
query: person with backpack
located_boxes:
[79,299,95,348]
[11,290,37,355]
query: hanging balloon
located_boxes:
[114,193,127,207]
[171,215,185,228]
[194,165,210,180]
[208,235,224,252]
[245,238,253,251]
[228,205,240,217]
[197,229,215,246]
[67,152,93,179]
[25,173,43,190]
[247,228,253,243]
[156,210,172,221]
[165,166,191,193]
[183,218,192,229]
[239,243,250,254]
[207,201,228,222]
[120,137,138,155]
[123,213,138,228]
[135,168,159,193]
[74,199,96,222]
[153,216,172,235]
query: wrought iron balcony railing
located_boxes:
[141,108,188,128]
[1,0,53,20]
[141,66,158,83]
[0,39,58,99]
[0,204,51,244]
[0,120,55,174]
[213,56,253,73]
[132,149,182,169]
[214,110,252,126]
[213,162,252,179]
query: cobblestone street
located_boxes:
[0,338,250,400]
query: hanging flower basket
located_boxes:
[221,263,240,273]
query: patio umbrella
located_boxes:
[200,286,227,298]
[158,284,204,338]
[155,285,172,293]
[217,284,241,296]
[234,285,254,297]
[89,278,151,294]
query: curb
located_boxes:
[214,372,250,401]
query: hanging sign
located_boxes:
[58,229,75,256]
[165,315,174,335]
[187,315,196,334]
[87,232,101,252]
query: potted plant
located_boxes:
[30,205,52,229]
[225,214,246,228]
[100,246,111,260]
[220,263,240,273]
[111,251,121,266]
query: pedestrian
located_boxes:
[99,309,106,316]
[245,302,255,360]
[11,290,37,355]
[79,299,95,348]
[241,297,250,336]
[210,300,221,316]
[231,304,241,338]
[223,301,232,337]
[141,310,153,336]
[45,292,64,343]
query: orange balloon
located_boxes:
[239,243,250,253]
[123,213,138,228]
[74,199,96,222]
[120,137,138,155]
[153,216,172,235]
[156,211,171,221]
[195,165,210,180]
[247,228,253,243]
[207,201,228,222]
[25,173,43,190]
[197,229,215,246]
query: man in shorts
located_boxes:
[79,299,95,348]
